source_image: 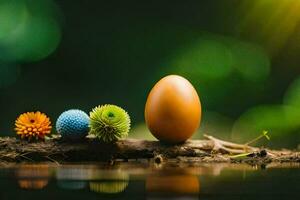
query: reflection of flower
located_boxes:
[89,181,129,194]
[18,180,48,190]
[89,170,129,194]
[56,166,94,180]
[16,164,49,190]
[56,166,93,190]
[15,111,52,140]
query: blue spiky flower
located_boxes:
[56,109,90,140]
[89,104,131,142]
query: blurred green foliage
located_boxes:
[0,0,299,148]
[168,34,270,82]
[130,123,156,141]
[232,105,300,147]
[171,37,234,80]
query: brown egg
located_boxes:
[145,75,201,143]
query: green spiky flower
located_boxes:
[89,104,131,142]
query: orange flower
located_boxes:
[15,111,52,140]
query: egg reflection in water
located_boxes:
[89,171,129,194]
[15,164,49,190]
[146,175,200,199]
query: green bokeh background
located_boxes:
[1,0,300,148]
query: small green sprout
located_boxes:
[263,130,271,140]
[229,152,252,159]
[244,130,270,146]
[229,130,270,159]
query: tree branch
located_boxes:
[0,136,298,165]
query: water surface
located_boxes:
[0,162,299,199]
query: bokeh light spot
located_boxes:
[0,0,61,62]
[0,0,27,40]
[229,40,270,81]
[163,33,270,112]
[284,77,300,108]
[170,37,234,81]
